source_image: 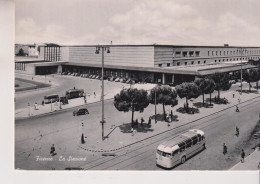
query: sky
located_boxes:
[15,0,260,46]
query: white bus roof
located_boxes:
[157,129,204,153]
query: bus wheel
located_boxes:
[181,156,186,164]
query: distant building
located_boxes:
[15,43,45,57]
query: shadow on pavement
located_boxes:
[150,114,179,122]
[193,102,214,108]
[118,122,154,133]
[206,97,229,105]
[176,107,200,114]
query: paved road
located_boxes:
[15,95,260,170]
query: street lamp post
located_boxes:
[237,48,247,94]
[155,89,157,123]
[95,45,110,140]
[28,103,30,117]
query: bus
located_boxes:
[65,89,84,99]
[44,94,59,104]
[156,129,206,169]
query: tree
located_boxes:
[257,67,260,90]
[17,48,25,56]
[114,88,149,128]
[243,69,259,91]
[194,78,216,105]
[176,82,200,111]
[149,85,178,121]
[204,78,216,105]
[210,73,232,99]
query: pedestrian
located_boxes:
[170,110,173,122]
[42,100,44,106]
[241,149,245,163]
[135,119,139,128]
[74,86,76,89]
[258,162,260,169]
[236,126,239,136]
[236,105,240,112]
[94,92,96,98]
[233,92,235,98]
[148,116,151,126]
[223,97,227,104]
[141,117,144,126]
[50,144,56,156]
[34,102,38,110]
[223,143,227,155]
[238,97,241,104]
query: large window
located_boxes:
[182,51,188,57]
[175,51,181,57]
[195,51,200,57]
[189,51,194,57]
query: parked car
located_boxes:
[126,79,131,84]
[88,75,92,78]
[95,75,100,79]
[73,108,89,116]
[91,75,96,79]
[120,78,127,83]
[61,71,68,75]
[115,77,120,82]
[109,76,115,81]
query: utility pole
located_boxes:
[155,89,157,123]
[95,45,110,140]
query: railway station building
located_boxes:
[15,44,260,85]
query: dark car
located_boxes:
[73,108,89,116]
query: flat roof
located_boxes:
[63,61,257,76]
[56,44,260,49]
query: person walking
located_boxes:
[141,117,144,126]
[236,126,240,136]
[233,92,235,98]
[50,144,56,156]
[236,105,240,112]
[223,143,227,155]
[135,119,139,129]
[148,116,151,127]
[241,149,245,163]
[170,110,173,122]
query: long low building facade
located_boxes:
[15,44,260,85]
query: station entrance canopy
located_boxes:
[63,60,257,76]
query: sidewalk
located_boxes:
[230,149,260,170]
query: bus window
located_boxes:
[179,142,185,152]
[198,134,202,142]
[162,152,171,158]
[192,136,198,145]
[172,149,179,156]
[185,139,192,148]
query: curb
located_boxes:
[77,94,260,153]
